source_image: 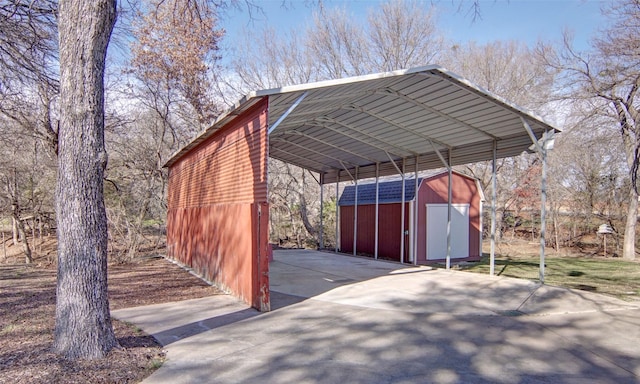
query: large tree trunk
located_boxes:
[53,0,118,359]
[622,184,637,260]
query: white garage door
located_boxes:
[426,204,469,260]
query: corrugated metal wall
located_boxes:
[166,98,270,311]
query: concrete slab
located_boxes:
[112,294,258,346]
[113,250,640,384]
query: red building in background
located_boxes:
[339,171,484,264]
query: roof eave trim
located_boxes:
[253,65,444,97]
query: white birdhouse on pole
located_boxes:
[597,224,614,257]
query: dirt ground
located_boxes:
[0,237,221,384]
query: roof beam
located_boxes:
[521,117,543,153]
[304,121,410,159]
[269,146,335,171]
[283,131,381,163]
[426,70,556,133]
[376,88,498,140]
[431,141,449,168]
[286,89,373,105]
[270,137,358,167]
[268,90,378,126]
[385,152,403,175]
[268,91,308,135]
[344,104,452,149]
[314,116,418,157]
[271,107,346,125]
[339,161,356,181]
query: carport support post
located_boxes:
[335,173,339,253]
[353,166,359,256]
[400,158,406,264]
[414,156,419,265]
[374,163,380,260]
[386,152,405,263]
[540,134,548,283]
[319,173,324,250]
[446,151,452,270]
[490,141,497,276]
[522,118,549,284]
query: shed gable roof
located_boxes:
[339,178,422,206]
[338,170,479,206]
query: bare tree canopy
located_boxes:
[537,0,640,260]
[0,0,58,90]
[227,0,442,98]
[367,0,442,71]
[130,0,225,125]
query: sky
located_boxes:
[220,0,609,53]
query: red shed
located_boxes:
[338,171,484,263]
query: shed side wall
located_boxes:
[340,203,409,262]
[167,98,270,310]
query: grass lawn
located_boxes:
[455,255,640,301]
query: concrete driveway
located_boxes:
[113,250,640,384]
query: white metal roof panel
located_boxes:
[165,65,559,184]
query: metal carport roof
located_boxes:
[166,65,559,182]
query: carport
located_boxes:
[164,65,559,311]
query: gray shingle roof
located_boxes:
[338,178,422,206]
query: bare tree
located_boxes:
[0,0,58,91]
[226,27,313,98]
[367,0,443,71]
[0,1,60,153]
[268,160,320,247]
[549,114,627,250]
[130,0,224,126]
[445,40,555,111]
[306,5,370,78]
[53,0,118,359]
[537,0,640,260]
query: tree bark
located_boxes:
[53,0,118,359]
[298,171,318,240]
[127,179,153,260]
[10,207,32,264]
[623,184,637,260]
[12,216,19,246]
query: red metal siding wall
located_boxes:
[416,172,481,262]
[339,203,410,262]
[166,98,270,311]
